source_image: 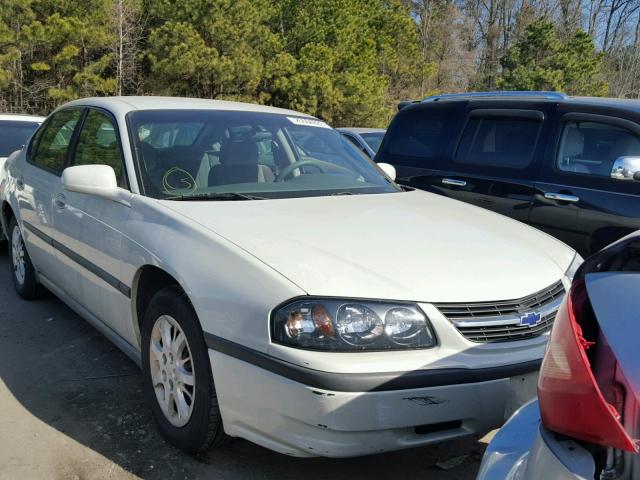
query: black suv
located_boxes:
[377,92,640,257]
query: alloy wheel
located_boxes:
[11,225,26,286]
[149,315,196,427]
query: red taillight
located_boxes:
[538,280,638,452]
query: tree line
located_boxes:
[0,0,637,126]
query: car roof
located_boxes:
[337,127,386,134]
[60,96,315,119]
[0,113,46,123]
[401,91,640,114]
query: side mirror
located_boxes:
[377,162,396,181]
[62,165,119,200]
[611,156,640,181]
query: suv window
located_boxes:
[73,109,127,188]
[387,110,448,159]
[30,109,81,173]
[556,121,640,177]
[455,117,541,168]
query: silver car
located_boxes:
[478,232,640,479]
[337,127,386,159]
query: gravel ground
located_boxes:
[0,247,492,480]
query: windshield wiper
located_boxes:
[329,191,356,196]
[164,192,268,201]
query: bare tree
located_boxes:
[110,0,145,96]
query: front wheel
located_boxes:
[8,218,39,299]
[141,287,229,453]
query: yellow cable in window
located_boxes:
[162,167,197,194]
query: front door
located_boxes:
[532,111,640,256]
[53,108,134,342]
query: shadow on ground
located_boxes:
[0,248,487,479]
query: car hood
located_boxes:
[163,190,574,303]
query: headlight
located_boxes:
[565,253,584,281]
[272,298,436,351]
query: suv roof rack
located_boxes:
[423,91,568,102]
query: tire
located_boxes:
[8,217,40,299]
[141,286,229,453]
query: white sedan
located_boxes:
[0,113,46,165]
[0,97,581,457]
[0,113,46,237]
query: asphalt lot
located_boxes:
[0,246,491,480]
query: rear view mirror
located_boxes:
[377,162,396,181]
[62,165,120,201]
[611,156,640,181]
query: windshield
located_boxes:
[0,120,40,157]
[360,132,385,153]
[128,110,399,199]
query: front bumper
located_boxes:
[477,400,596,480]
[208,345,540,457]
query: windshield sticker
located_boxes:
[287,117,331,129]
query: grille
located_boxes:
[454,311,557,342]
[435,281,565,343]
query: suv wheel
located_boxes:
[141,286,229,453]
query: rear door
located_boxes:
[531,108,640,256]
[382,101,554,223]
[18,108,82,286]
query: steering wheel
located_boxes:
[277,157,356,181]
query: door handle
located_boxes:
[544,192,580,203]
[442,178,467,187]
[16,177,24,191]
[54,194,66,210]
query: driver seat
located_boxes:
[208,139,274,186]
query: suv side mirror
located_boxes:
[62,165,119,201]
[611,156,640,181]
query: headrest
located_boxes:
[562,127,584,158]
[219,140,259,165]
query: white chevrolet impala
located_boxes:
[0,97,581,457]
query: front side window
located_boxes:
[31,109,82,173]
[455,117,541,169]
[360,132,385,153]
[556,121,640,177]
[73,109,127,188]
[128,110,399,199]
[0,121,41,157]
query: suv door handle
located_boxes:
[442,178,467,187]
[54,194,66,210]
[16,177,24,190]
[544,192,580,203]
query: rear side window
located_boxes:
[556,121,640,177]
[387,110,449,158]
[30,109,82,174]
[455,117,541,169]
